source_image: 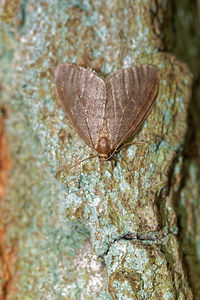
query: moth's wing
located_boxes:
[105,65,159,150]
[55,63,106,149]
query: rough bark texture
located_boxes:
[160,1,200,299]
[0,0,198,299]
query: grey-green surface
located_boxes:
[0,0,196,299]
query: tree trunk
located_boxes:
[1,0,198,299]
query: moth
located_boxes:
[55,63,159,161]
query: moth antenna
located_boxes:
[115,140,147,153]
[67,154,98,170]
[113,134,163,155]
[106,151,117,160]
[106,146,126,160]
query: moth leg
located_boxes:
[111,155,135,183]
[67,154,98,170]
[111,155,121,164]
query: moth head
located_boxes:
[96,136,112,159]
[98,153,109,161]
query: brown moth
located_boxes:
[55,63,159,161]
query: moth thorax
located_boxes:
[96,135,112,159]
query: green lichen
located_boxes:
[1,0,195,298]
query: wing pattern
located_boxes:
[105,65,159,150]
[55,63,106,149]
[55,63,159,155]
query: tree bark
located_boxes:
[1,0,198,299]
